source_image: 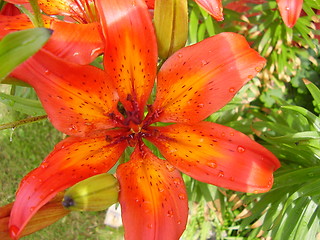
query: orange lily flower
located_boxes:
[147,0,223,21]
[276,0,303,28]
[7,0,280,239]
[0,0,103,64]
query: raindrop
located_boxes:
[218,170,224,177]
[177,220,182,225]
[229,87,235,93]
[147,223,153,229]
[173,178,181,185]
[201,60,208,66]
[73,52,79,56]
[9,127,15,142]
[165,163,175,172]
[167,210,174,217]
[285,6,290,10]
[90,48,101,56]
[9,225,19,239]
[197,103,204,108]
[158,187,164,193]
[29,207,35,212]
[44,70,50,75]
[237,146,245,153]
[68,125,78,133]
[178,193,185,200]
[40,162,49,169]
[229,132,234,136]
[178,53,183,58]
[255,66,262,72]
[207,161,217,168]
[131,0,136,6]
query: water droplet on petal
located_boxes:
[40,162,49,169]
[285,6,290,10]
[237,146,245,153]
[30,207,35,212]
[147,223,153,229]
[90,47,100,56]
[9,225,20,239]
[229,87,235,93]
[207,161,217,168]
[131,0,136,6]
[44,70,50,75]
[201,60,208,66]
[197,103,204,108]
[178,193,185,200]
[248,75,253,79]
[173,178,181,185]
[158,187,164,193]
[255,66,262,72]
[167,210,174,217]
[68,125,78,134]
[73,52,79,56]
[218,170,224,177]
[166,163,175,172]
[178,53,183,58]
[177,220,182,225]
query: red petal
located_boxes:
[96,0,157,118]
[45,21,104,65]
[145,0,155,9]
[11,50,121,137]
[0,3,21,16]
[150,32,266,124]
[3,0,28,4]
[146,122,280,193]
[0,14,54,39]
[277,0,303,28]
[194,0,224,21]
[9,134,127,239]
[117,146,188,240]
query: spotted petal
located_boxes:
[117,146,188,240]
[146,122,280,193]
[45,21,104,65]
[11,50,121,137]
[277,0,303,28]
[194,0,223,21]
[150,32,266,124]
[96,0,157,118]
[9,134,127,239]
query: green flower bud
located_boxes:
[62,173,119,211]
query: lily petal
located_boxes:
[11,50,121,137]
[117,146,188,240]
[0,3,21,16]
[0,14,54,39]
[45,21,104,65]
[96,0,157,118]
[146,122,280,193]
[194,0,224,21]
[277,0,303,28]
[150,32,266,124]
[9,134,127,239]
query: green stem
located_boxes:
[29,0,44,27]
[0,115,48,131]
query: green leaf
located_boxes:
[0,28,52,80]
[0,92,45,115]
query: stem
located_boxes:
[0,115,48,131]
[29,0,44,27]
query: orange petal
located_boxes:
[194,0,224,21]
[11,50,122,137]
[277,0,303,28]
[0,3,21,16]
[117,146,188,240]
[150,32,266,124]
[146,122,280,193]
[96,0,157,118]
[45,21,104,65]
[0,14,54,39]
[1,193,69,240]
[9,135,127,239]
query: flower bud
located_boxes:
[154,0,188,59]
[62,173,119,211]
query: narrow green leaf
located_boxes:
[0,92,45,115]
[0,28,52,80]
